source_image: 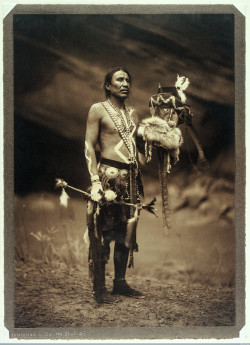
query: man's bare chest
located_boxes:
[100,111,119,133]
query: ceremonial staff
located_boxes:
[138,75,209,232]
[55,178,157,214]
[55,178,157,302]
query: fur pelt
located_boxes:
[140,116,183,150]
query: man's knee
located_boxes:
[103,240,111,261]
[114,241,129,256]
[102,230,115,261]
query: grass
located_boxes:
[14,178,235,288]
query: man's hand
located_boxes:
[167,120,176,128]
[91,181,104,202]
[137,124,145,138]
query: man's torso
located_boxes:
[96,101,137,164]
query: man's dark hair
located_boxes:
[103,67,132,98]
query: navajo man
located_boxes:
[84,67,145,299]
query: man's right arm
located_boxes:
[85,104,103,201]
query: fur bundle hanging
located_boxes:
[138,116,183,162]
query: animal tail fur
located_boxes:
[157,148,172,230]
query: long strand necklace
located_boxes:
[102,100,137,164]
[108,99,132,134]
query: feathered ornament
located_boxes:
[140,74,209,232]
[55,178,157,214]
[60,188,70,208]
[83,228,90,248]
[142,197,157,216]
[104,189,117,201]
[55,178,68,189]
[139,74,191,231]
[125,205,140,268]
[175,74,190,103]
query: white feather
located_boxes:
[181,78,190,91]
[178,91,187,103]
[175,74,190,91]
[60,188,69,208]
[83,228,90,248]
[175,74,190,103]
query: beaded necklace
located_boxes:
[108,99,132,133]
[102,100,137,165]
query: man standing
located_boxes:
[84,67,144,300]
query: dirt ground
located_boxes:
[14,175,236,329]
[14,259,235,328]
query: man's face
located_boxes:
[106,71,131,99]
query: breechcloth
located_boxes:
[87,158,143,281]
[98,158,142,265]
[98,157,143,200]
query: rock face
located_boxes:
[13,14,235,193]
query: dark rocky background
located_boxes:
[14,14,234,194]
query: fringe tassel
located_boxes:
[100,175,110,190]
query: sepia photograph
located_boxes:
[3,4,245,341]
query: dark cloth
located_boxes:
[97,158,142,231]
[87,159,143,281]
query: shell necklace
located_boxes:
[108,99,132,133]
[102,100,137,164]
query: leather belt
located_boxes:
[99,158,138,179]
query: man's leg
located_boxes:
[114,241,129,281]
[112,227,144,298]
[102,230,114,293]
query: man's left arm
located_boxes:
[132,109,146,156]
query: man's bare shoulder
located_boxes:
[89,102,105,112]
[88,102,106,120]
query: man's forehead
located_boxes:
[112,71,130,79]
